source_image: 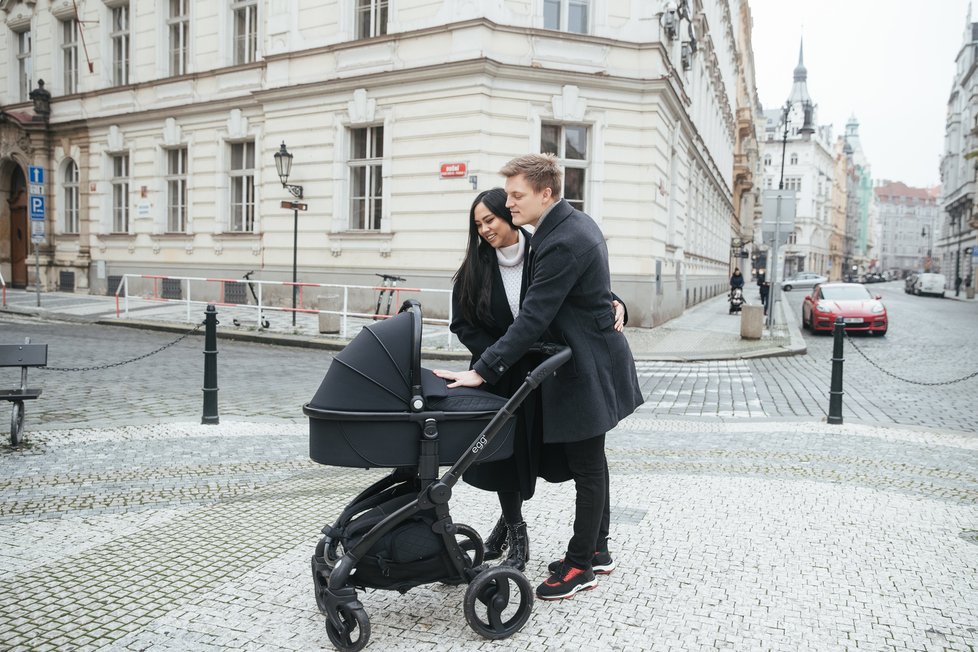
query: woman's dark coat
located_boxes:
[450,228,546,499]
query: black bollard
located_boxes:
[827,316,844,425]
[202,304,220,424]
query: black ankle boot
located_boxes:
[482,515,508,561]
[502,522,529,571]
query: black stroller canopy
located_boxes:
[309,311,415,412]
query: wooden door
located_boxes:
[8,190,28,288]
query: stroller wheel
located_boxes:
[325,604,370,652]
[463,566,533,640]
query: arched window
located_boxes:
[790,153,798,165]
[63,159,79,233]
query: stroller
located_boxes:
[304,300,570,651]
[729,286,744,314]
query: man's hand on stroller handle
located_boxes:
[433,368,485,388]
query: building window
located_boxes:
[63,160,80,233]
[763,154,771,166]
[166,148,188,233]
[16,29,31,101]
[789,153,798,165]
[229,141,255,232]
[111,154,130,233]
[111,4,130,85]
[784,176,802,192]
[168,0,189,75]
[232,0,258,64]
[541,123,589,211]
[349,126,383,230]
[544,0,589,34]
[62,20,78,94]
[356,0,388,39]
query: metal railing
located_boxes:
[113,274,456,349]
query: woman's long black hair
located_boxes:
[454,187,516,327]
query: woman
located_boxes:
[450,187,625,571]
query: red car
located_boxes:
[801,283,888,335]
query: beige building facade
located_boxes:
[1,0,758,327]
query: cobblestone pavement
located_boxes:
[1,419,976,651]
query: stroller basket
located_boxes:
[303,302,516,467]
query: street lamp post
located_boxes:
[273,142,304,327]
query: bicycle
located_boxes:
[374,273,406,319]
[232,270,271,329]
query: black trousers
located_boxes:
[563,434,610,570]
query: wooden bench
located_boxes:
[1,340,48,446]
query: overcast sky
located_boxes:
[747,0,972,188]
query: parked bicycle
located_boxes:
[374,273,406,319]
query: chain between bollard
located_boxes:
[843,331,978,386]
[40,322,206,372]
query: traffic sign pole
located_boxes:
[28,165,45,307]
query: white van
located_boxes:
[913,273,947,297]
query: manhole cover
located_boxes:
[959,530,978,545]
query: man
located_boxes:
[436,154,643,600]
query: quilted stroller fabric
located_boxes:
[305,308,516,468]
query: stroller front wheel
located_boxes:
[325,604,370,652]
[463,566,533,640]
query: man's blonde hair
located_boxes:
[499,153,563,200]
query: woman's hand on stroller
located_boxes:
[433,368,485,388]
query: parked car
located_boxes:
[904,273,918,294]
[861,272,886,283]
[912,273,947,297]
[801,282,888,335]
[781,272,828,292]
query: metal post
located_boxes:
[292,207,298,327]
[827,316,845,424]
[202,304,220,424]
[34,242,41,307]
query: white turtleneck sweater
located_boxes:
[495,230,526,319]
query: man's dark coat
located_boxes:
[472,199,643,444]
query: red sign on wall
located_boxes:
[440,162,467,178]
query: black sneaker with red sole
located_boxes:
[547,550,616,575]
[536,562,598,600]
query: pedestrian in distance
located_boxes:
[448,187,626,573]
[955,275,963,296]
[435,153,643,601]
[759,281,771,316]
[730,267,745,291]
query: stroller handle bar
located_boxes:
[525,343,571,389]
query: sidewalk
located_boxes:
[0,287,804,361]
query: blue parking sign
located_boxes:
[29,195,45,220]
[28,165,44,185]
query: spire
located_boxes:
[787,36,811,105]
[793,39,806,82]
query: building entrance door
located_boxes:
[8,190,28,288]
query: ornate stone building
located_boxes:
[1,0,759,326]
[758,42,836,280]
[873,181,941,276]
[939,7,978,292]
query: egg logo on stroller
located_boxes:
[472,434,488,454]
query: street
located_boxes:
[2,283,976,434]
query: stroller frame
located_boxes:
[305,301,571,651]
